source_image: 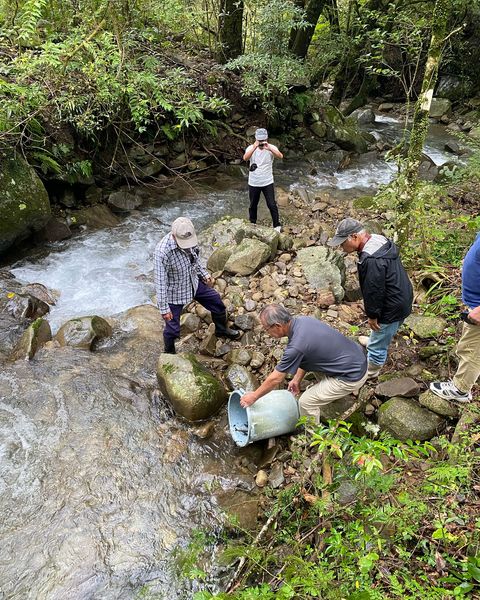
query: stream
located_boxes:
[1,117,464,599]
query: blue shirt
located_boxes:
[462,233,480,309]
[275,316,367,382]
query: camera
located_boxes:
[258,142,266,149]
[249,163,258,172]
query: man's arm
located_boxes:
[243,143,258,161]
[240,369,287,407]
[287,368,306,395]
[266,143,283,159]
[361,260,386,326]
[153,249,171,317]
[468,305,480,325]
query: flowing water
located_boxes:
[1,118,463,599]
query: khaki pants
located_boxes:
[299,371,369,425]
[453,322,480,394]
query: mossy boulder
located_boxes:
[321,105,368,154]
[54,316,113,350]
[224,238,271,276]
[0,156,51,255]
[378,397,446,441]
[157,352,227,421]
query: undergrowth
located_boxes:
[175,421,480,599]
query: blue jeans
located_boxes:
[367,320,403,366]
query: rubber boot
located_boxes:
[163,335,176,354]
[211,311,240,340]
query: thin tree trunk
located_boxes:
[290,0,328,59]
[217,0,244,63]
[397,0,450,247]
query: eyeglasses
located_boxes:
[264,323,279,332]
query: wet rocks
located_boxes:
[55,316,113,350]
[10,318,52,361]
[157,352,227,421]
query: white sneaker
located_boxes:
[430,381,472,403]
[367,362,382,379]
[274,226,282,233]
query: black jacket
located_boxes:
[357,239,413,324]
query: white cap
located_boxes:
[171,217,198,249]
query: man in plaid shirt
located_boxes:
[154,217,240,354]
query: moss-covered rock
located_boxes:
[295,246,345,302]
[0,156,51,255]
[404,314,447,339]
[157,352,227,421]
[378,397,446,441]
[321,105,368,154]
[10,318,52,361]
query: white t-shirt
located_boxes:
[245,144,279,187]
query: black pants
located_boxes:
[248,183,280,227]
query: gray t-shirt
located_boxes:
[245,144,279,187]
[276,316,367,382]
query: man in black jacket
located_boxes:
[328,218,413,378]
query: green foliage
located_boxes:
[192,423,480,599]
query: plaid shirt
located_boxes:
[153,233,210,314]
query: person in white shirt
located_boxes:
[243,128,283,232]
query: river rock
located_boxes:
[429,98,452,119]
[107,190,142,212]
[157,352,227,421]
[227,348,252,366]
[201,218,278,260]
[180,313,200,334]
[224,238,271,276]
[0,156,51,255]
[321,105,368,153]
[225,364,259,392]
[295,247,345,302]
[5,291,50,320]
[255,470,269,487]
[73,205,121,229]
[310,121,327,138]
[207,247,233,272]
[55,316,113,350]
[10,318,52,361]
[418,390,460,418]
[404,314,446,339]
[250,352,265,369]
[234,314,256,331]
[269,462,285,489]
[34,217,72,243]
[378,397,445,441]
[375,377,422,398]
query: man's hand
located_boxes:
[368,317,381,331]
[288,379,301,396]
[204,276,214,288]
[468,306,480,325]
[162,312,173,322]
[240,392,257,408]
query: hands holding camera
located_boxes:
[254,140,270,151]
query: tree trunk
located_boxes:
[290,0,328,59]
[217,0,244,63]
[396,0,450,247]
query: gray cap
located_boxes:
[255,128,268,141]
[327,218,364,246]
[171,217,198,249]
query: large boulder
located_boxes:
[321,105,368,153]
[224,238,271,276]
[295,247,345,302]
[378,397,446,441]
[201,218,279,260]
[429,98,452,119]
[54,316,113,350]
[0,156,51,255]
[157,352,227,421]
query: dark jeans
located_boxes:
[248,183,280,227]
[163,279,226,342]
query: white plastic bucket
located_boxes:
[228,388,300,447]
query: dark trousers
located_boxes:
[248,183,280,227]
[163,279,226,342]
